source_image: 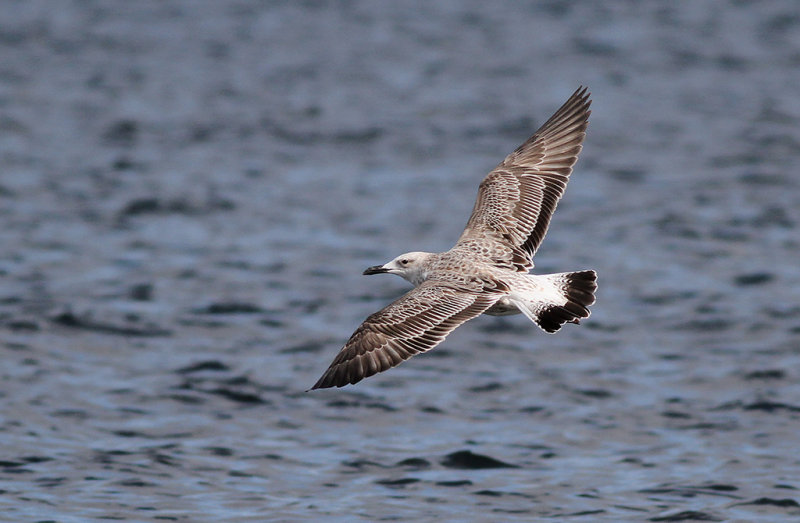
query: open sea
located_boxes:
[1,1,799,521]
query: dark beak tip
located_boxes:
[363,265,387,275]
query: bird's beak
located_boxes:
[363,265,389,275]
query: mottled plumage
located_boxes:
[310,87,596,390]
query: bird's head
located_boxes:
[363,251,433,285]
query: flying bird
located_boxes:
[310,87,597,390]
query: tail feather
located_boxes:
[514,270,597,333]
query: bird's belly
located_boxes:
[484,297,521,316]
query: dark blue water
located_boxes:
[2,1,799,520]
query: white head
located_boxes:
[363,251,433,286]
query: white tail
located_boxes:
[511,270,597,333]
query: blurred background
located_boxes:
[1,1,799,520]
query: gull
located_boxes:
[310,87,597,390]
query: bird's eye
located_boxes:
[400,259,409,265]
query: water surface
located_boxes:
[1,1,799,521]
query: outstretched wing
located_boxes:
[310,281,500,389]
[456,87,591,271]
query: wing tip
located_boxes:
[557,86,592,126]
[307,376,328,391]
[573,85,592,104]
[308,364,363,390]
[307,375,328,391]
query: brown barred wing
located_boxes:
[457,87,591,271]
[309,281,500,389]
